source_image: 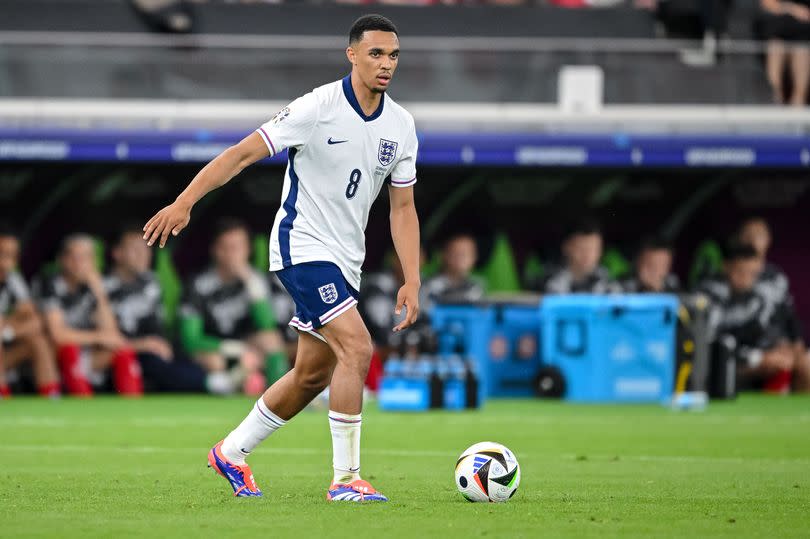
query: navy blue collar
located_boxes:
[342,74,384,122]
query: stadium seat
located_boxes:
[688,240,723,288]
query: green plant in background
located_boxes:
[602,247,631,280]
[689,240,723,288]
[154,248,182,334]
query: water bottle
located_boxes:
[464,356,480,409]
[669,391,708,411]
[427,355,444,409]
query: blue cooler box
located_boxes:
[541,294,678,403]
[430,304,543,399]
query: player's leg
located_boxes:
[220,331,335,463]
[92,346,143,396]
[209,331,335,497]
[3,338,60,397]
[793,347,810,393]
[318,308,387,501]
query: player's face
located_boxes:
[564,233,603,275]
[61,240,96,282]
[116,233,152,274]
[0,236,19,281]
[444,237,477,277]
[739,221,771,258]
[637,249,672,292]
[213,228,250,275]
[726,257,763,293]
[348,31,400,93]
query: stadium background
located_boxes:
[1,1,809,538]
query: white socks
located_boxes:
[220,401,362,485]
[329,411,362,484]
[221,398,286,465]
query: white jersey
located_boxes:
[256,75,418,290]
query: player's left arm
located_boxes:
[389,184,421,332]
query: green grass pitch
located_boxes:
[1,395,808,538]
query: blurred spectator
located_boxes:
[179,218,287,395]
[105,225,238,394]
[758,0,810,105]
[621,237,680,293]
[35,235,143,396]
[421,234,485,313]
[737,216,808,374]
[130,0,194,33]
[540,218,621,294]
[642,0,733,66]
[698,242,810,393]
[0,225,60,398]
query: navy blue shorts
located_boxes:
[275,261,360,335]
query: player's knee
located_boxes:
[336,334,373,369]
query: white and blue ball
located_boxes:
[454,442,520,503]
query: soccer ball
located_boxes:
[455,442,520,503]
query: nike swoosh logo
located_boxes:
[240,448,252,454]
[328,137,348,145]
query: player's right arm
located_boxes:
[142,133,270,248]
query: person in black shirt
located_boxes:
[421,235,484,315]
[35,234,142,396]
[539,218,621,295]
[0,225,60,398]
[698,243,809,392]
[737,217,806,350]
[180,219,287,395]
[621,237,680,293]
[106,226,237,394]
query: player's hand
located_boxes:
[393,281,420,332]
[143,200,192,248]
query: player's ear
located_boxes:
[346,46,356,65]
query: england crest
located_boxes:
[318,283,339,304]
[378,139,398,166]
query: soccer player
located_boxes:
[105,225,239,394]
[620,237,680,293]
[539,218,621,294]
[0,225,60,398]
[179,218,287,395]
[698,242,810,393]
[143,14,420,501]
[35,234,143,396]
[421,234,485,315]
[737,217,807,375]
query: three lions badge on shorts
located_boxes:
[318,283,339,304]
